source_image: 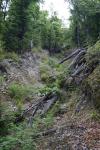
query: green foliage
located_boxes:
[1,0,66,54]
[0,101,16,136]
[32,46,42,53]
[40,53,70,86]
[47,15,64,53]
[0,50,19,62]
[0,75,5,85]
[87,66,100,110]
[38,83,60,96]
[39,63,55,83]
[31,9,66,53]
[0,125,36,150]
[8,83,35,109]
[42,113,54,128]
[80,41,100,110]
[91,111,100,121]
[86,40,100,61]
[69,0,100,47]
[2,0,40,53]
[6,52,20,62]
[0,103,58,150]
[0,101,56,150]
[0,0,100,53]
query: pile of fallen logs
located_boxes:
[60,48,99,84]
[16,48,99,124]
[15,92,58,125]
[60,47,99,112]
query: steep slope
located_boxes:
[0,44,100,150]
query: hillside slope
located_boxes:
[0,45,100,150]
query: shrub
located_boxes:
[0,125,36,150]
[8,83,34,109]
[39,64,55,83]
[0,51,19,62]
[42,113,54,128]
[38,83,60,96]
[86,40,100,62]
[32,46,42,53]
[6,52,19,62]
[0,101,15,136]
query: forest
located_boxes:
[0,0,100,149]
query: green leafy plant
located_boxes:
[39,64,55,83]
[0,101,16,136]
[8,83,35,109]
[38,83,60,96]
[0,125,36,150]
[0,51,19,62]
[91,111,100,121]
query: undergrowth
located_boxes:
[8,82,36,110]
[0,51,19,62]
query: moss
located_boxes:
[86,40,100,62]
[81,66,100,110]
[87,66,100,110]
[83,40,100,110]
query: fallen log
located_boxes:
[21,92,53,117]
[28,93,58,126]
[71,64,85,77]
[15,92,58,124]
[27,106,39,126]
[69,50,86,69]
[40,94,58,116]
[59,48,85,64]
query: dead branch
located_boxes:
[59,48,85,64]
[69,50,86,69]
[15,92,58,124]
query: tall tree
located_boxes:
[68,0,100,47]
[2,0,40,53]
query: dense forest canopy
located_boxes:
[68,0,100,47]
[0,0,66,53]
[0,0,100,53]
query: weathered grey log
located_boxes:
[71,64,85,77]
[28,106,39,126]
[28,94,58,126]
[59,48,85,64]
[75,94,86,113]
[69,50,86,69]
[15,92,58,123]
[40,94,58,116]
[21,92,53,117]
